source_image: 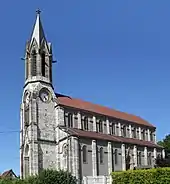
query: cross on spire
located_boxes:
[36,9,41,15]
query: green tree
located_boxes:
[158,134,170,156]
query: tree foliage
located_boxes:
[0,169,77,184]
[158,134,170,155]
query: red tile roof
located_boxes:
[68,128,162,148]
[56,93,155,128]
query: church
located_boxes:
[20,11,164,182]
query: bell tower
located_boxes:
[20,10,58,179]
[24,9,53,87]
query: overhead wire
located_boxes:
[0,130,20,134]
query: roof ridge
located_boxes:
[56,92,155,127]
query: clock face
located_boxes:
[39,89,51,103]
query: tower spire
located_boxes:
[30,9,46,47]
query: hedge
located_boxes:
[112,168,170,184]
[0,169,77,184]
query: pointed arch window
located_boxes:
[97,120,103,133]
[132,127,137,138]
[122,126,126,137]
[137,152,142,166]
[109,123,115,135]
[24,106,29,127]
[31,50,37,76]
[84,117,88,130]
[41,52,46,77]
[100,147,104,164]
[148,152,152,165]
[26,58,29,79]
[62,144,67,168]
[68,113,73,128]
[142,130,146,140]
[82,145,87,163]
[24,144,30,177]
[115,149,118,165]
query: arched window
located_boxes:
[137,152,142,166]
[68,113,73,128]
[150,132,153,141]
[25,144,29,157]
[132,127,137,138]
[41,52,46,77]
[110,123,115,135]
[99,120,103,132]
[84,117,88,130]
[26,59,29,79]
[100,147,104,164]
[31,50,37,76]
[82,145,87,163]
[24,144,29,177]
[142,130,145,140]
[148,152,152,165]
[122,126,126,137]
[96,120,103,133]
[24,107,29,127]
[62,144,67,168]
[115,149,118,165]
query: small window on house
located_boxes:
[122,126,126,137]
[148,152,152,165]
[84,117,88,130]
[31,50,37,76]
[100,147,104,164]
[68,113,73,128]
[115,149,118,165]
[82,145,87,163]
[41,52,46,77]
[137,152,142,166]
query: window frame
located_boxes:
[115,149,118,165]
[99,147,104,164]
[31,50,37,76]
[84,117,88,131]
[82,145,88,164]
[68,113,73,128]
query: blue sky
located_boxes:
[0,0,170,175]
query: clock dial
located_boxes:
[39,88,51,103]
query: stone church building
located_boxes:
[20,11,164,182]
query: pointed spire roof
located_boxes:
[30,9,46,47]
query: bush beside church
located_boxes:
[0,169,77,184]
[112,167,170,184]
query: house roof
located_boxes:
[56,93,155,128]
[0,169,17,178]
[67,128,162,148]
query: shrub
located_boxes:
[26,169,77,184]
[0,169,77,184]
[112,167,170,184]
